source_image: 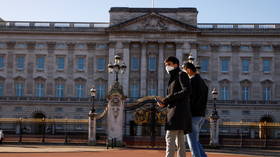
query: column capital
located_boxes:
[122,41,130,49]
[175,42,184,49]
[6,41,16,50]
[189,42,198,49]
[67,42,76,50]
[272,44,280,51]
[109,42,116,49]
[27,42,36,50]
[87,42,96,50]
[47,42,56,50]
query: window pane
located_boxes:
[56,84,64,97]
[0,83,4,96]
[15,83,24,96]
[130,84,139,98]
[16,56,25,69]
[36,83,45,97]
[148,56,157,71]
[263,87,271,101]
[96,84,106,100]
[221,59,229,72]
[76,84,85,98]
[56,57,65,70]
[36,56,45,70]
[200,59,209,72]
[263,60,271,72]
[97,58,106,71]
[0,56,4,68]
[242,59,249,72]
[131,56,140,71]
[77,57,85,70]
[220,86,229,100]
[242,87,249,100]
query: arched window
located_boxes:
[261,80,273,101]
[14,77,25,96]
[219,79,230,100]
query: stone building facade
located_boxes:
[0,7,280,136]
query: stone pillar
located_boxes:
[108,42,116,88]
[121,42,130,96]
[157,42,164,97]
[88,114,97,145]
[66,43,75,96]
[190,42,198,61]
[140,42,147,97]
[26,42,35,96]
[87,43,96,90]
[6,42,15,96]
[46,42,56,96]
[176,42,184,64]
[107,82,126,146]
[252,44,261,99]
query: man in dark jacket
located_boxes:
[157,56,192,157]
[182,62,208,157]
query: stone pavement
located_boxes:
[0,145,279,157]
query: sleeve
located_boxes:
[163,72,191,105]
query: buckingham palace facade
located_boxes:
[0,7,280,135]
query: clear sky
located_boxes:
[0,0,279,23]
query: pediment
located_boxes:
[108,13,198,32]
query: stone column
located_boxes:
[6,42,15,96]
[190,42,198,61]
[121,42,130,96]
[87,43,96,90]
[210,43,219,84]
[231,43,240,100]
[46,42,56,96]
[157,42,164,97]
[66,43,75,96]
[140,42,147,97]
[251,44,261,99]
[176,42,184,64]
[108,42,116,89]
[273,44,280,99]
[26,42,35,96]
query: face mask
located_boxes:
[165,66,175,74]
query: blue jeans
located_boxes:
[186,117,207,157]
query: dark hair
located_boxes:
[164,56,179,65]
[182,62,197,72]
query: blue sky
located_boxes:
[0,0,279,23]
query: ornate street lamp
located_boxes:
[188,53,195,64]
[89,87,97,114]
[108,55,127,82]
[209,88,220,147]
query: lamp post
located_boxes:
[209,88,220,147]
[108,55,127,82]
[89,87,97,114]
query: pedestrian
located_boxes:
[156,56,192,157]
[182,62,209,157]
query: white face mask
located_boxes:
[165,66,175,74]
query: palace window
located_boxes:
[241,59,250,73]
[220,58,230,73]
[36,56,45,70]
[130,56,140,71]
[55,78,65,97]
[263,59,271,73]
[97,57,106,71]
[200,58,209,72]
[16,55,25,70]
[220,86,230,100]
[56,56,65,70]
[242,87,250,100]
[76,56,85,71]
[0,82,4,96]
[35,78,45,97]
[96,84,106,100]
[148,56,157,71]
[75,78,86,98]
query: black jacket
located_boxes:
[190,74,209,117]
[163,67,192,134]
